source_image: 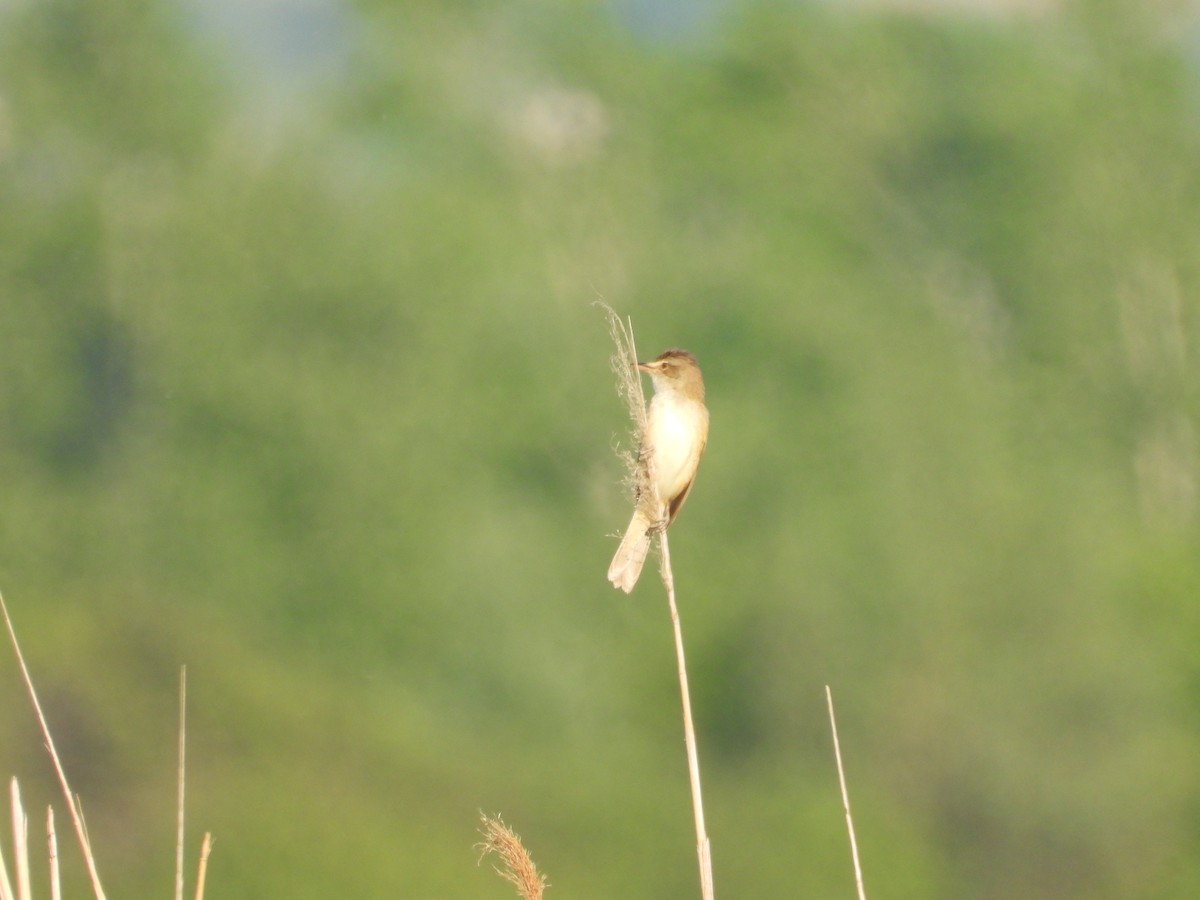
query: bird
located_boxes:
[608,348,709,593]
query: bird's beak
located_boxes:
[636,360,655,372]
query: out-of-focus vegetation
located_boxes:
[2,0,1199,896]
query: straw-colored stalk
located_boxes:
[176,667,187,900]
[826,686,867,900]
[193,833,213,900]
[0,786,12,900]
[11,779,29,900]
[46,808,59,900]
[0,591,105,900]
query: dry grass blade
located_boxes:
[477,814,547,900]
[0,804,12,900]
[193,833,212,900]
[47,808,60,900]
[658,534,714,900]
[175,666,187,900]
[0,590,107,900]
[9,781,29,900]
[826,686,867,900]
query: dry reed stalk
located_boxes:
[659,533,713,900]
[600,303,715,900]
[0,802,12,900]
[46,808,60,900]
[826,686,866,900]
[0,591,106,900]
[193,833,212,900]
[10,781,29,900]
[175,666,187,900]
[177,668,215,900]
[477,814,547,900]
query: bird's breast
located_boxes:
[645,393,708,504]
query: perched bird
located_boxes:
[608,348,709,593]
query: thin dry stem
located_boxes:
[477,814,547,900]
[193,833,212,900]
[659,534,715,900]
[175,666,187,900]
[826,686,866,900]
[0,591,106,900]
[47,807,60,900]
[0,803,12,900]
[10,781,28,900]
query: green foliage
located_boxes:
[2,0,1199,896]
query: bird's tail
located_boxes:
[608,509,653,593]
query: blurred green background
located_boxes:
[2,0,1200,896]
